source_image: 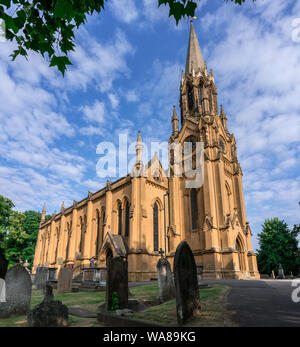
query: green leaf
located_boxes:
[49,55,72,76]
[0,0,10,8]
[169,2,185,25]
[54,0,73,21]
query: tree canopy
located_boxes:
[0,195,50,269]
[257,218,300,276]
[0,0,255,75]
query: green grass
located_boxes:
[0,284,230,327]
[124,284,230,327]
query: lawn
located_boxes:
[0,283,230,327]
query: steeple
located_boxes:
[185,20,206,75]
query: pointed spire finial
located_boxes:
[40,203,46,225]
[172,105,178,120]
[137,130,142,143]
[185,20,206,75]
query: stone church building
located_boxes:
[32,22,260,281]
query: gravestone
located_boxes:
[0,252,8,279]
[106,257,128,311]
[57,268,73,294]
[156,249,175,302]
[34,267,49,289]
[173,241,201,325]
[271,270,275,279]
[28,284,68,327]
[0,278,5,303]
[34,267,57,289]
[0,264,32,318]
[277,263,285,279]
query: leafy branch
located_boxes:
[0,0,255,75]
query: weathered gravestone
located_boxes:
[28,284,68,327]
[0,264,32,318]
[106,257,128,311]
[156,249,175,302]
[57,267,73,294]
[173,241,201,325]
[34,267,49,289]
[0,252,8,280]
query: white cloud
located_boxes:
[80,100,106,124]
[109,0,139,24]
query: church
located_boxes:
[32,22,260,281]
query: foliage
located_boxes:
[0,195,14,248]
[158,0,255,24]
[22,210,43,269]
[0,0,255,75]
[110,291,120,311]
[4,210,29,266]
[257,218,300,276]
[0,196,50,269]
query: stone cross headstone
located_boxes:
[173,241,201,325]
[277,263,285,279]
[34,267,49,289]
[57,268,73,294]
[28,284,68,327]
[106,257,128,311]
[0,252,8,279]
[156,256,175,302]
[0,264,32,318]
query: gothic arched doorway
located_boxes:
[235,237,245,273]
[106,249,113,267]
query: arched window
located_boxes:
[125,201,130,237]
[225,183,231,214]
[118,202,122,235]
[188,87,194,110]
[65,222,72,261]
[79,216,86,254]
[198,84,203,103]
[190,188,198,230]
[95,210,101,257]
[101,209,105,244]
[153,202,159,251]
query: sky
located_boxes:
[0,0,300,252]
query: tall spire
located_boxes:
[185,20,206,75]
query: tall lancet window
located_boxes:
[101,210,105,244]
[125,201,130,237]
[198,84,203,103]
[190,188,199,230]
[153,202,159,251]
[188,87,194,110]
[118,202,122,235]
[95,210,101,257]
[79,216,86,255]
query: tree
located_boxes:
[0,195,14,249]
[3,210,29,267]
[22,210,42,269]
[0,0,255,75]
[257,218,300,276]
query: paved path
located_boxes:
[203,279,300,327]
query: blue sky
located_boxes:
[0,0,300,251]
